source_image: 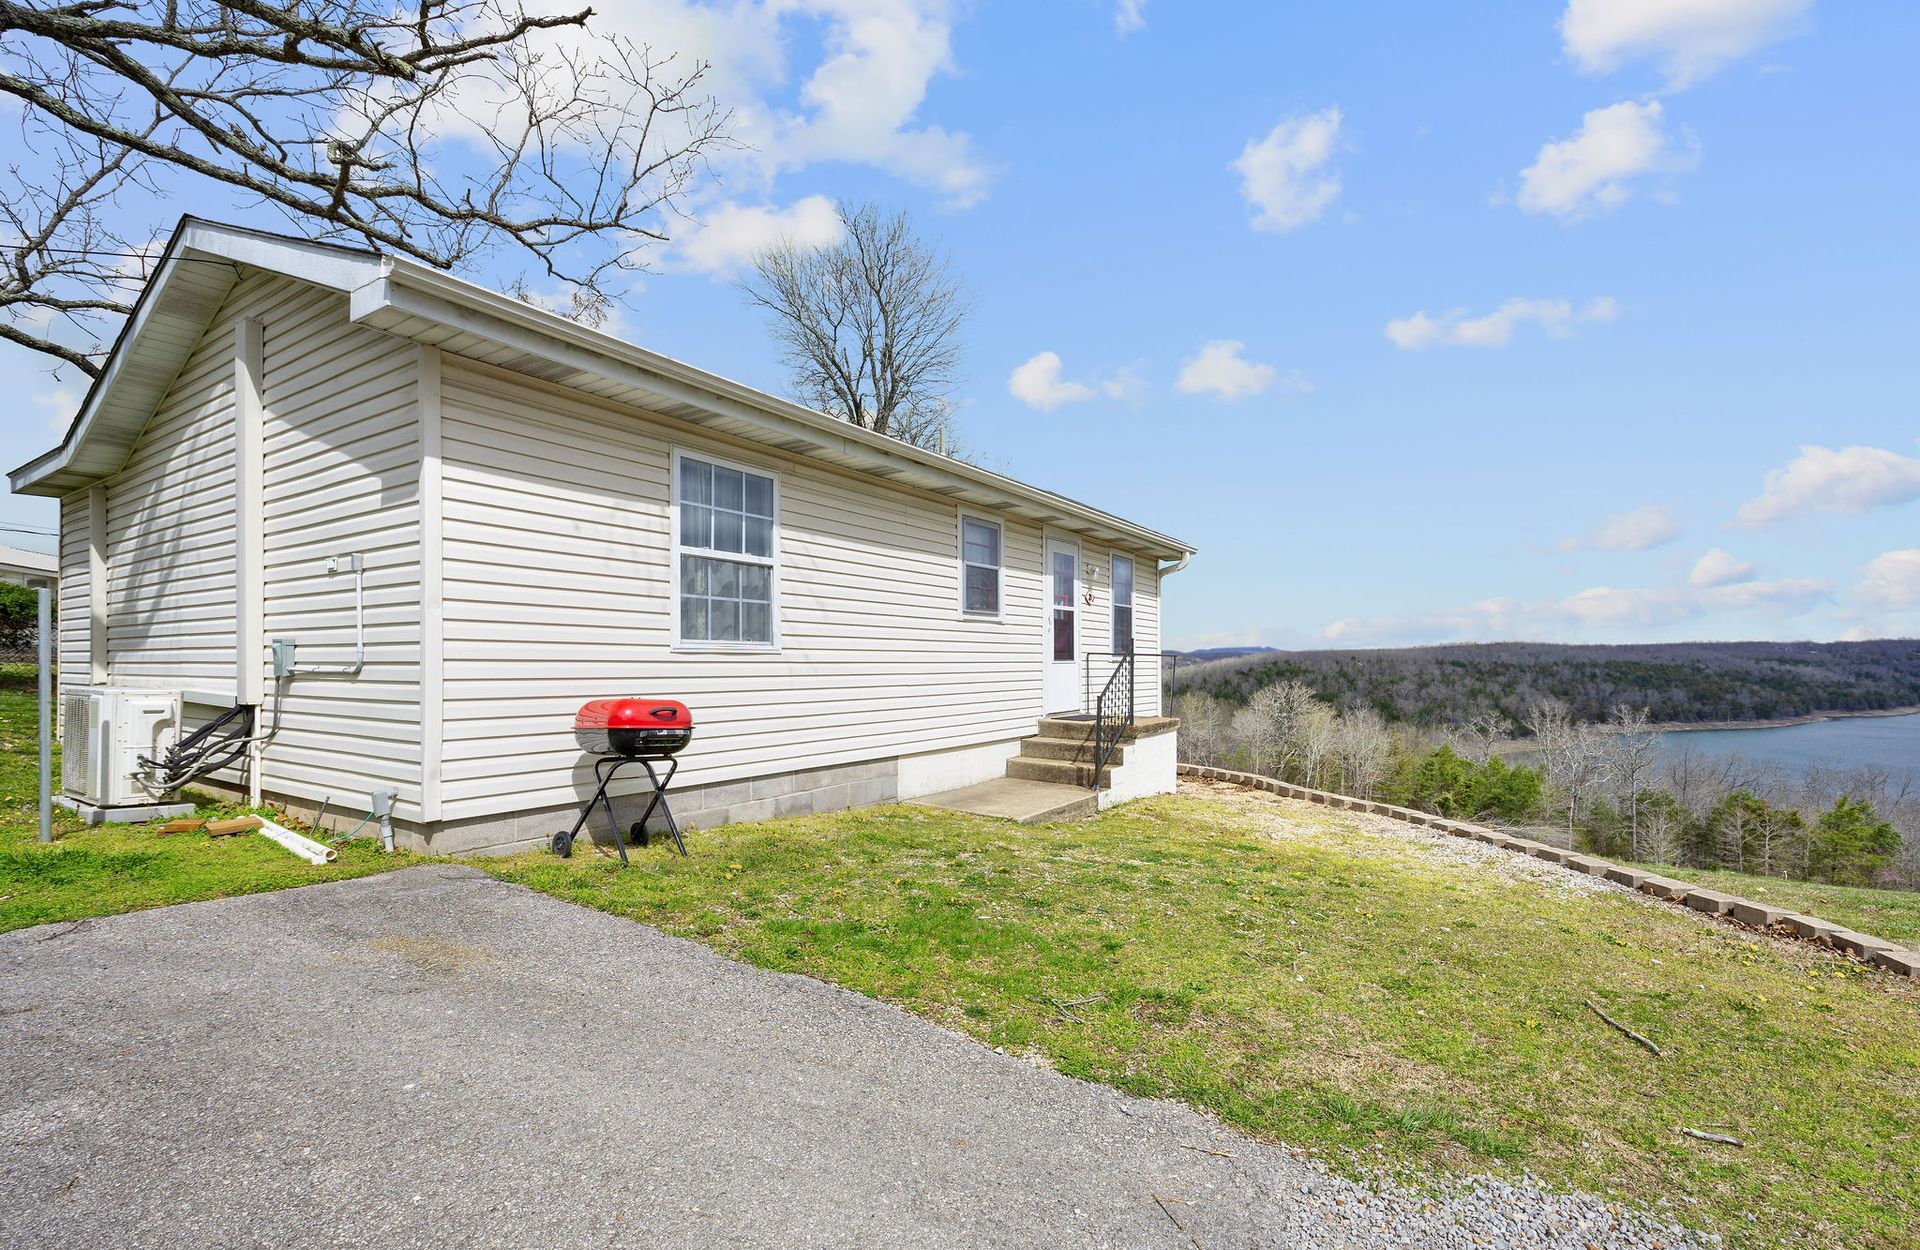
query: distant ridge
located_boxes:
[1166,646,1278,663]
[1165,638,1920,727]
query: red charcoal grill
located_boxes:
[553,698,693,863]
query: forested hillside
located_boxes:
[1165,639,1920,727]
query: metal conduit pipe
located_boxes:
[284,554,367,675]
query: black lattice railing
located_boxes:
[1089,650,1135,792]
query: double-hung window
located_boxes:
[1111,555,1135,654]
[675,452,777,648]
[960,515,1003,617]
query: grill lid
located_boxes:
[574,698,693,731]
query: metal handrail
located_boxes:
[1082,649,1136,711]
[1089,650,1135,793]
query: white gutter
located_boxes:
[353,264,1197,563]
[12,216,1195,562]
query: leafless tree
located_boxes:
[1,0,730,375]
[1297,702,1339,791]
[1526,698,1610,840]
[1448,709,1512,765]
[741,201,968,451]
[1239,681,1318,780]
[1603,705,1660,849]
[1334,707,1392,799]
[1638,800,1683,865]
[1173,692,1232,767]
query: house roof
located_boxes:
[10,218,1195,564]
[0,544,58,577]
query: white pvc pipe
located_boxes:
[37,584,51,843]
[255,816,337,865]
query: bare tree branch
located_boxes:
[0,0,731,374]
[739,201,968,453]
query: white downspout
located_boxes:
[87,485,108,685]
[234,317,267,807]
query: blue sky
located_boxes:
[5,0,1918,650]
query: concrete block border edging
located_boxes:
[1177,762,1920,980]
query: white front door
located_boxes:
[1044,539,1080,713]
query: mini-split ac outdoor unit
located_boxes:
[61,687,180,807]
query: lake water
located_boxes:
[1653,712,1920,785]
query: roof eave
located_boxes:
[10,218,1195,563]
[357,262,1196,561]
[9,217,388,498]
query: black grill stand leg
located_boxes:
[633,758,686,857]
[558,757,628,864]
[596,757,629,865]
[561,756,686,863]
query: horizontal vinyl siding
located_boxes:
[80,268,423,812]
[254,275,424,815]
[1135,562,1163,716]
[102,307,238,694]
[57,491,90,705]
[438,362,1048,818]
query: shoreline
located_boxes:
[1493,705,1920,755]
[1650,705,1920,734]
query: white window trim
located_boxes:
[956,509,1005,621]
[1111,553,1135,653]
[670,446,781,653]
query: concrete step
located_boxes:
[913,778,1098,824]
[1018,736,1126,766]
[1035,715,1180,744]
[1006,756,1110,788]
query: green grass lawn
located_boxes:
[0,677,411,933]
[6,663,1917,1248]
[1628,862,1920,950]
[487,781,1920,1250]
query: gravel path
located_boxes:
[2,866,1711,1249]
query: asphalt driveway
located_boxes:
[1,866,1686,1249]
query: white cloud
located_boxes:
[1734,444,1920,528]
[1100,362,1149,406]
[1324,572,1826,646]
[1856,549,1920,610]
[1233,107,1342,234]
[668,196,844,275]
[771,0,991,207]
[1175,340,1294,402]
[1557,504,1682,552]
[1008,352,1097,412]
[31,385,82,436]
[1009,354,1154,411]
[1114,0,1146,35]
[1561,0,1812,88]
[1385,295,1617,349]
[566,1,989,209]
[1517,100,1693,219]
[1689,547,1756,587]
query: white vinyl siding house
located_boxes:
[434,360,1056,828]
[14,219,1191,852]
